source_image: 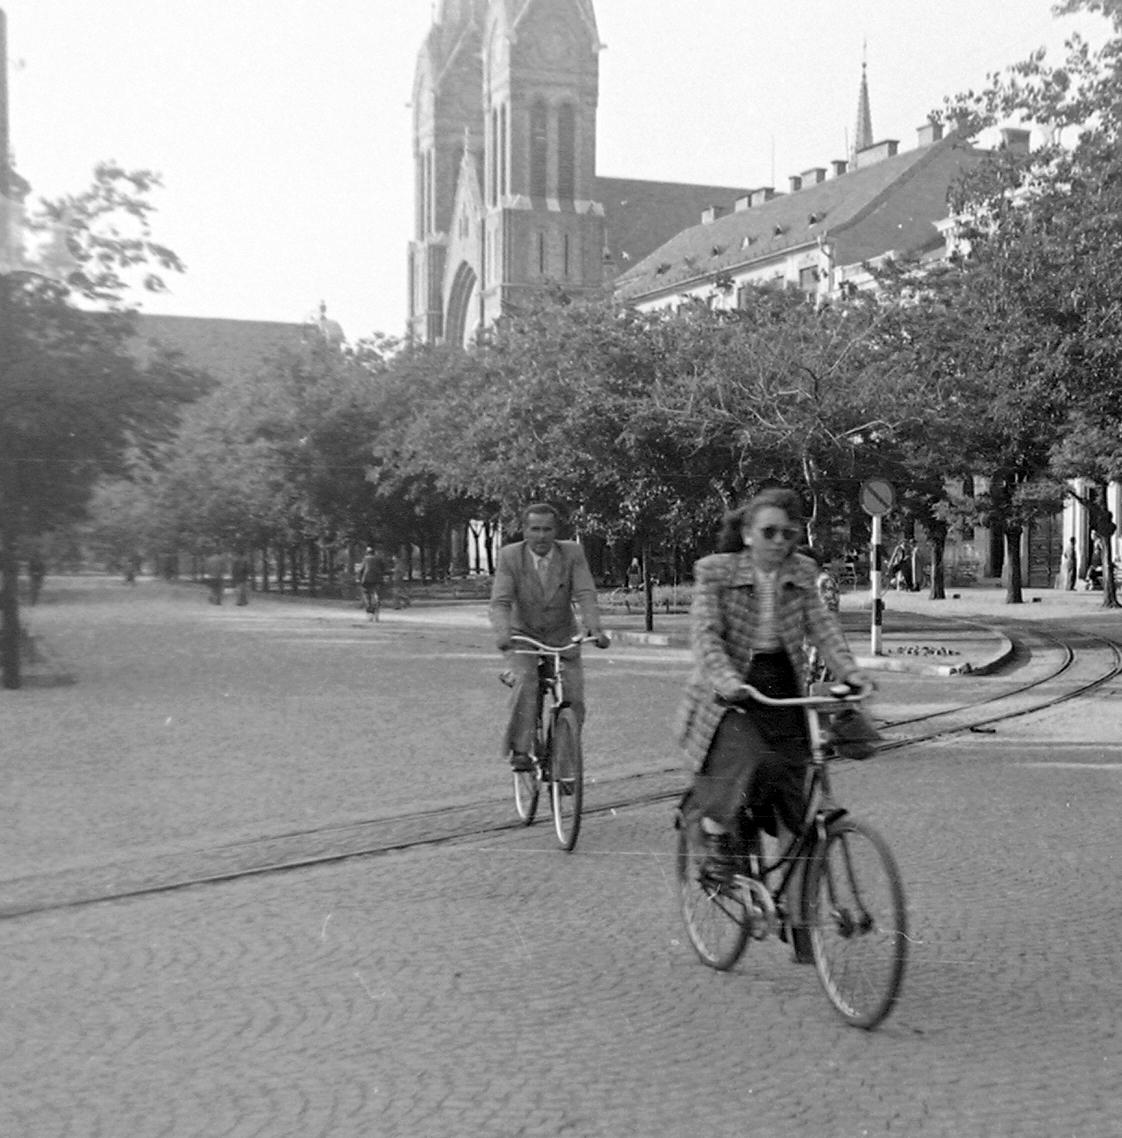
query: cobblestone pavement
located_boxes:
[3,578,1122,1135]
[2,733,1121,1137]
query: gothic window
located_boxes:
[490,108,499,206]
[426,149,435,234]
[415,154,425,240]
[563,234,570,278]
[499,104,508,198]
[557,104,576,201]
[538,232,546,276]
[530,99,549,199]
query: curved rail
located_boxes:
[5,623,1122,919]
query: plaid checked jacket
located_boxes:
[675,551,857,771]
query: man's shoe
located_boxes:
[509,753,534,772]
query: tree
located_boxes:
[1,166,199,688]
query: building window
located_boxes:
[426,149,435,234]
[557,104,575,201]
[499,104,508,199]
[530,99,549,199]
[538,232,546,276]
[490,108,499,206]
[415,154,425,240]
[799,266,818,297]
[563,234,570,278]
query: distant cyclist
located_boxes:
[489,503,609,772]
[356,545,388,621]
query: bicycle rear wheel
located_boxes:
[512,767,539,825]
[675,822,750,971]
[549,708,583,851]
[804,817,907,1029]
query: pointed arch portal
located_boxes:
[445,262,479,347]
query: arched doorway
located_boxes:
[445,262,479,347]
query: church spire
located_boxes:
[852,49,873,161]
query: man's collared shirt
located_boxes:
[530,546,554,586]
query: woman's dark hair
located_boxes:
[716,488,805,553]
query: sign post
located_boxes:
[860,479,895,656]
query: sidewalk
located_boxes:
[606,581,1122,675]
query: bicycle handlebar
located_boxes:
[719,680,874,710]
[508,633,602,654]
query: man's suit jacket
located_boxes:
[489,540,601,646]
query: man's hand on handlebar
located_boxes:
[591,631,610,650]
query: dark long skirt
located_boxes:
[687,651,809,838]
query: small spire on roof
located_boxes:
[852,48,874,161]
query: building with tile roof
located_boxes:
[615,122,989,312]
[127,314,314,383]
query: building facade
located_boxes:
[407,0,748,346]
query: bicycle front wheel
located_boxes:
[549,708,583,851]
[675,822,750,971]
[512,766,539,825]
[804,817,907,1029]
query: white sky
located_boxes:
[2,1,1110,342]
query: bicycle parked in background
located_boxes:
[676,681,908,1030]
[506,633,598,852]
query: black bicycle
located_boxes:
[676,682,907,1030]
[507,634,597,852]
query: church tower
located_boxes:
[478,0,604,328]
[407,1,487,343]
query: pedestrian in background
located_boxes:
[231,550,251,606]
[357,545,387,620]
[204,551,224,605]
[1061,536,1076,591]
[27,551,46,606]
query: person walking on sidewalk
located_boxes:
[204,551,225,605]
[675,488,867,962]
[231,549,251,606]
[489,503,609,772]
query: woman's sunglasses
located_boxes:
[757,525,800,542]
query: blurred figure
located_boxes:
[204,551,225,604]
[27,551,46,606]
[231,549,251,606]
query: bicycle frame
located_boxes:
[723,683,871,919]
[508,634,595,757]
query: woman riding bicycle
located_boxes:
[675,489,868,953]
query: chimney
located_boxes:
[734,194,752,212]
[831,159,848,178]
[1000,127,1031,156]
[854,139,899,169]
[749,187,777,207]
[701,204,730,224]
[801,167,827,186]
[788,175,802,193]
[916,120,944,148]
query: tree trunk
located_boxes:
[642,542,654,633]
[1097,488,1118,610]
[928,521,948,600]
[1004,528,1025,604]
[484,519,495,576]
[307,540,317,598]
[0,473,22,690]
[260,545,270,593]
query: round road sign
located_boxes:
[860,479,895,516]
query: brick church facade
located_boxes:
[407,0,748,346]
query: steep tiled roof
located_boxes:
[129,314,310,382]
[595,175,751,278]
[615,131,983,301]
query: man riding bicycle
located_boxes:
[490,503,610,772]
[356,544,388,620]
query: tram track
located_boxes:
[5,621,1121,921]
